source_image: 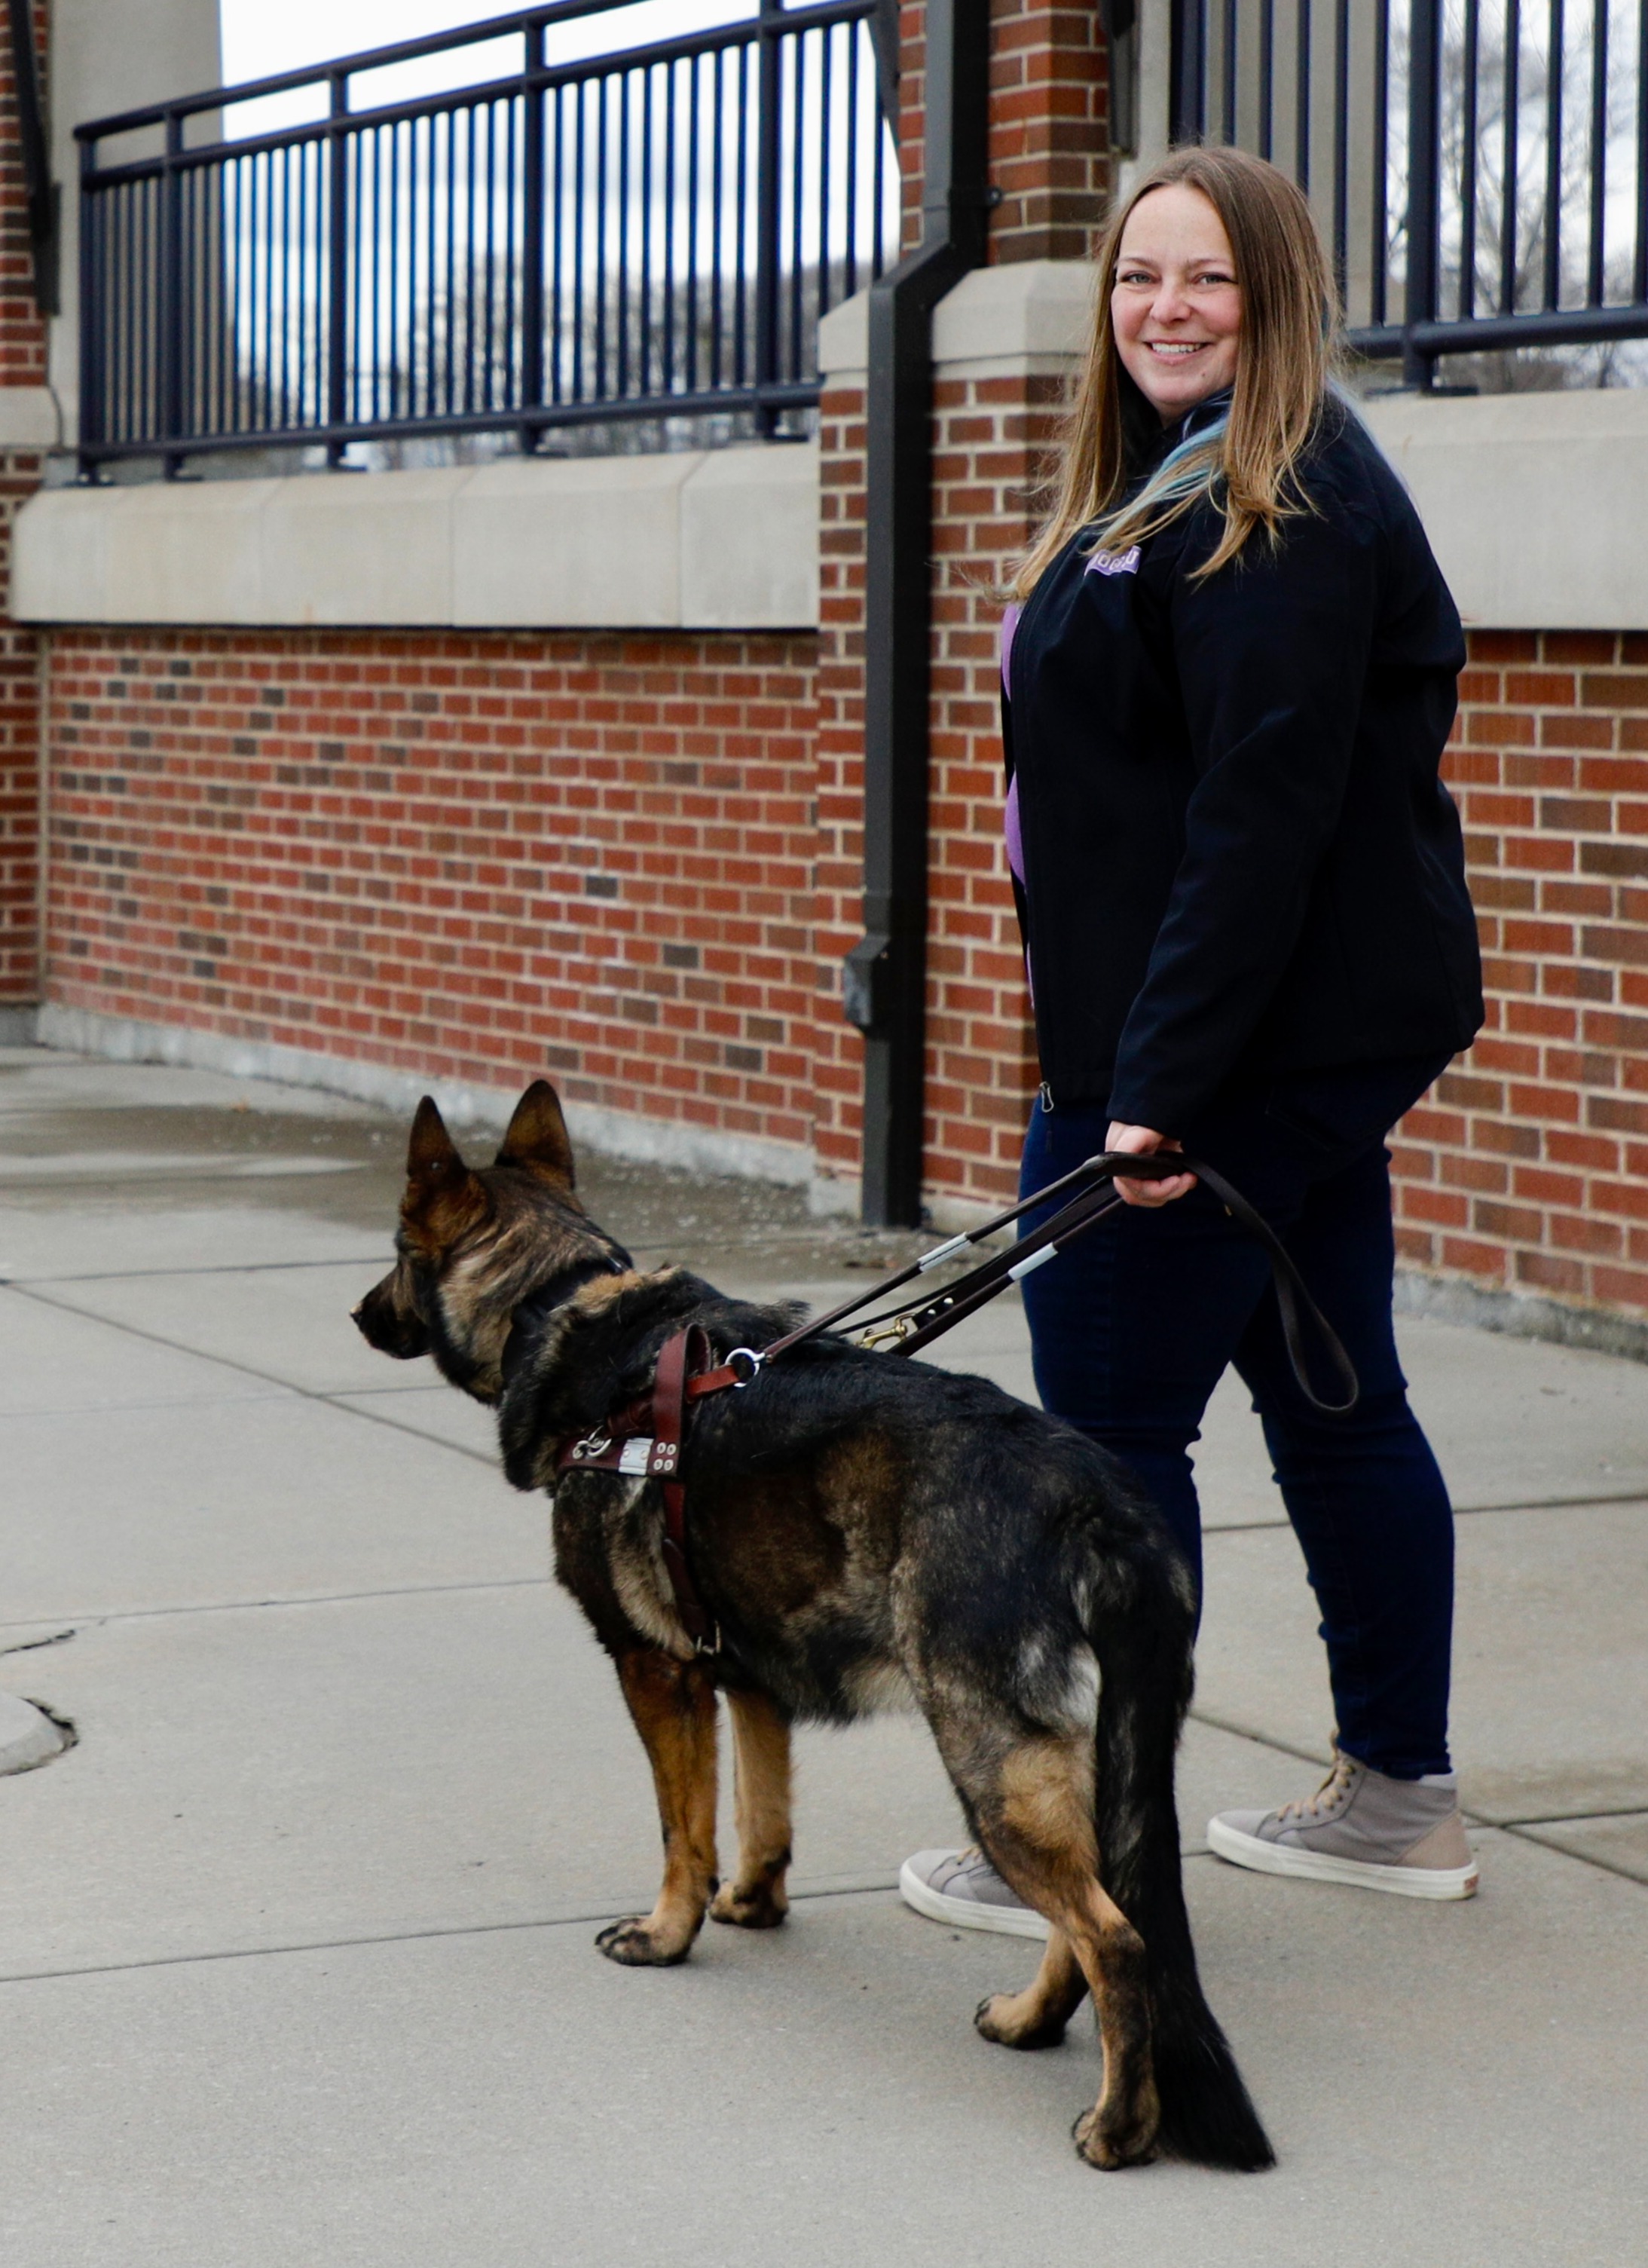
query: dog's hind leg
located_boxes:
[949,1734,1160,2170]
[597,1649,720,1967]
[974,1927,1088,2049]
[711,1688,792,1930]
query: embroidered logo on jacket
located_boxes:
[1086,545,1142,577]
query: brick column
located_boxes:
[0,450,44,1005]
[0,8,50,1010]
[895,0,1112,265]
[818,262,1091,1216]
[989,0,1112,259]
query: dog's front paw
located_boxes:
[595,1915,693,1967]
[1072,2102,1158,2172]
[710,1878,788,1930]
[974,1991,1067,2050]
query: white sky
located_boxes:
[219,0,747,125]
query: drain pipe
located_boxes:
[843,0,992,1228]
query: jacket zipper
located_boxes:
[1038,1081,1055,1113]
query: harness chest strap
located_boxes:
[555,1323,725,1654]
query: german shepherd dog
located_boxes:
[353,1081,1273,2173]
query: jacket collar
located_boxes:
[1174,387,1233,446]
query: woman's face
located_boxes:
[1111,184,1243,424]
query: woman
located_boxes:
[900,145,1484,1936]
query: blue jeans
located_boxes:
[1018,1057,1456,1780]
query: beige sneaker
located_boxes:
[1208,1752,1479,1901]
[898,1847,1050,1939]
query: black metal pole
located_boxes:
[752,0,784,437]
[1167,0,1206,142]
[160,111,185,475]
[845,0,989,1227]
[521,21,546,442]
[76,130,99,479]
[326,70,350,464]
[1402,0,1443,389]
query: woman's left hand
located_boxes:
[1105,1122,1198,1207]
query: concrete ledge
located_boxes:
[11,444,821,632]
[818,262,1095,384]
[1359,387,1648,629]
[1396,1266,1648,1365]
[0,387,60,448]
[0,1004,39,1045]
[32,1005,856,1211]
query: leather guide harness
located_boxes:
[552,1149,1362,1657]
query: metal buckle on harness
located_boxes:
[568,1431,613,1463]
[725,1346,765,1385]
[857,1314,916,1351]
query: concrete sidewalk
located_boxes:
[2,1042,1645,2267]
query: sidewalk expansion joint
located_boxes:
[3,1254,392,1286]
[0,1578,551,1636]
[0,1879,909,1991]
[4,1282,501,1470]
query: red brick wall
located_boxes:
[1392,631,1648,1321]
[43,629,829,1155]
[27,610,1648,1336]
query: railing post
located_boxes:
[1402,0,1443,389]
[76,131,102,480]
[326,69,350,464]
[160,110,185,476]
[520,20,546,446]
[752,0,783,436]
[1168,0,1206,143]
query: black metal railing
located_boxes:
[76,0,899,472]
[1169,0,1648,386]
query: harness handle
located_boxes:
[760,1149,1360,1416]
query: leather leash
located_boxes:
[548,1149,1362,1657]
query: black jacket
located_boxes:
[1003,394,1484,1134]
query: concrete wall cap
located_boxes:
[0,386,61,446]
[1359,388,1648,629]
[460,450,705,496]
[1362,384,1648,448]
[818,262,1096,380]
[817,290,869,378]
[931,259,1096,364]
[13,444,820,630]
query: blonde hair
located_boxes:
[1014,145,1342,596]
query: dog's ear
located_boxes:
[402,1097,485,1249]
[497,1079,576,1191]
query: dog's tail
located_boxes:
[1084,1543,1276,2173]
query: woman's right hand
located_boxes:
[1105,1122,1198,1207]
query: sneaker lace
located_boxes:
[1275,1752,1356,1827]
